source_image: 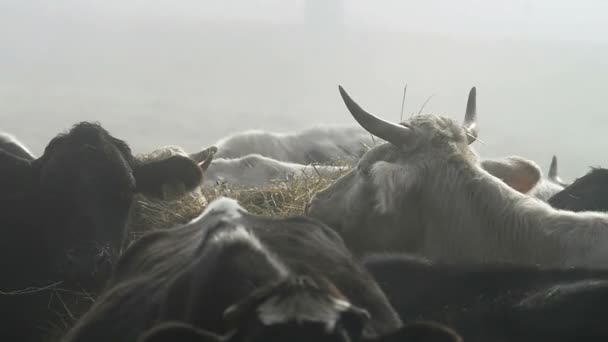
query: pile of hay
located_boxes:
[128,166,350,241]
[203,167,349,218]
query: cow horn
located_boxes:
[463,86,478,144]
[338,85,413,148]
[548,155,558,180]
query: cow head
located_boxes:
[548,167,608,212]
[139,275,461,342]
[306,86,540,256]
[13,122,202,286]
[138,321,461,342]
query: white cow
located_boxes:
[203,153,348,189]
[481,155,568,201]
[307,85,608,268]
[529,155,569,201]
[213,126,381,165]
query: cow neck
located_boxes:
[421,156,608,267]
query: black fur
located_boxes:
[364,253,608,342]
[0,122,202,341]
[548,167,608,212]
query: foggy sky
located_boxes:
[1,0,607,180]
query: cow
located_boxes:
[202,154,349,189]
[363,253,608,342]
[212,126,381,165]
[136,320,461,342]
[0,132,36,160]
[0,122,203,341]
[529,155,569,201]
[548,167,608,212]
[306,85,608,267]
[481,155,567,201]
[130,145,217,233]
[60,197,446,342]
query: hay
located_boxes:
[202,167,349,218]
[128,166,350,241]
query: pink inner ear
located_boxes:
[509,178,535,194]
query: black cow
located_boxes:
[363,254,608,342]
[0,132,35,160]
[548,167,608,212]
[136,320,460,342]
[0,122,203,341]
[62,197,458,342]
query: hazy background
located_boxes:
[1,0,607,180]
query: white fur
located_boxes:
[529,180,565,201]
[310,113,608,267]
[200,197,244,220]
[529,156,567,201]
[210,225,263,251]
[258,290,351,332]
[207,222,289,278]
[213,125,381,165]
[203,154,348,189]
[381,144,608,266]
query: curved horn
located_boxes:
[338,85,413,148]
[463,86,478,144]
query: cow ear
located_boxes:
[190,146,218,164]
[134,155,203,199]
[137,321,222,342]
[198,149,217,172]
[367,321,462,342]
[480,156,541,194]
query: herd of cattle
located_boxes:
[2,85,608,342]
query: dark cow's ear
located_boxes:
[190,146,218,164]
[198,147,217,172]
[137,321,222,342]
[367,321,462,342]
[480,156,541,194]
[134,155,203,199]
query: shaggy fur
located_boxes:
[308,86,608,267]
[213,126,381,165]
[203,154,348,189]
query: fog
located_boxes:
[1,0,607,179]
